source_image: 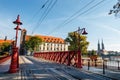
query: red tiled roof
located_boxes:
[26,35,65,44]
[0,39,13,44]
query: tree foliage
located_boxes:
[65,32,89,55]
[88,50,97,56]
[0,42,11,55]
[109,0,120,17]
[25,36,42,52]
[0,42,11,52]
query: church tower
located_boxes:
[97,40,105,55]
[101,39,105,50]
[97,40,101,55]
[97,39,107,56]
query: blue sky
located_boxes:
[0,0,120,51]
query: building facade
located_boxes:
[25,35,68,52]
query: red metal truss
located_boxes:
[34,51,82,68]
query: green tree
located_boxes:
[89,50,97,56]
[65,32,89,55]
[25,36,42,52]
[1,42,11,52]
[0,42,11,55]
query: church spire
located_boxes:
[98,40,100,51]
[97,40,101,55]
[101,39,105,50]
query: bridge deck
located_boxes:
[0,56,119,80]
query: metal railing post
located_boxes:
[103,60,105,74]
[88,59,90,70]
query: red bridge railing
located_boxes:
[34,51,82,68]
[0,55,11,64]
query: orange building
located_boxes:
[26,35,68,52]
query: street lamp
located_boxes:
[13,15,22,47]
[75,27,88,68]
[9,15,22,73]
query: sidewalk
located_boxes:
[0,59,10,72]
[0,58,21,80]
[82,66,120,80]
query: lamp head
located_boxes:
[13,15,22,25]
[14,25,21,30]
[82,28,88,35]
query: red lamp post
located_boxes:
[9,15,22,73]
[75,27,88,68]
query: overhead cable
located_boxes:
[48,0,106,35]
[31,0,49,23]
[32,0,57,34]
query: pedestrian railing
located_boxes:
[82,59,120,74]
[0,55,11,64]
[34,51,83,68]
[34,52,120,73]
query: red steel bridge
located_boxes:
[34,51,82,68]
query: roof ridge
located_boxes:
[35,34,63,39]
[26,35,65,44]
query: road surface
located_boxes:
[19,56,113,80]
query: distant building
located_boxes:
[25,35,68,52]
[101,40,105,50]
[97,39,108,56]
[97,40,100,55]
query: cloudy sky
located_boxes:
[0,0,120,51]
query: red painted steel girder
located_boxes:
[34,51,82,68]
